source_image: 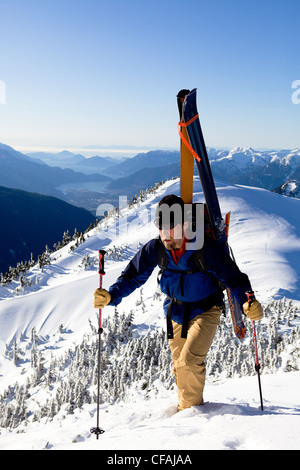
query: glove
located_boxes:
[243,299,264,321]
[93,288,111,309]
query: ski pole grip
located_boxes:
[98,250,106,276]
[246,290,255,306]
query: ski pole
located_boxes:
[246,291,264,411]
[91,249,106,439]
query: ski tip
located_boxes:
[177,89,190,100]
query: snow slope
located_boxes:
[0,372,299,451]
[0,177,300,450]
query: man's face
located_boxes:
[159,223,185,250]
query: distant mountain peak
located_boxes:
[273,179,300,198]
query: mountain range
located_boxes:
[26,149,119,174]
[100,146,300,202]
[2,143,300,204]
[1,141,299,275]
[208,147,300,191]
[0,143,111,200]
[26,146,300,202]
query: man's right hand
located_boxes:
[93,288,111,309]
[243,299,264,321]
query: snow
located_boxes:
[0,177,300,451]
[0,371,299,451]
[209,146,300,170]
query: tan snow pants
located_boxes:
[169,306,221,411]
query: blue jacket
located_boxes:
[108,237,252,325]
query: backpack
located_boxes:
[155,235,226,339]
[155,236,225,292]
[155,202,226,293]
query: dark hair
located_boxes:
[154,194,185,230]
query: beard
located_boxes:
[161,237,184,250]
[159,224,185,251]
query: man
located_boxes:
[93,194,263,411]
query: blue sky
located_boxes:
[0,0,299,152]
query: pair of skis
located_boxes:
[177,88,246,340]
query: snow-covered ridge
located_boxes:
[207,147,300,191]
[274,179,300,198]
[209,146,300,166]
